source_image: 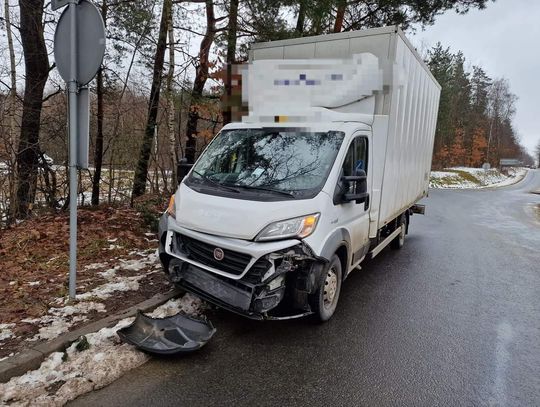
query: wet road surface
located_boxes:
[72,170,540,407]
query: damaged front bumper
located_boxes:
[158,214,326,320]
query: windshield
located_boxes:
[187,128,345,200]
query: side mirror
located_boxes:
[342,169,369,205]
[177,158,193,184]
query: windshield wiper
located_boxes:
[231,184,295,198]
[192,170,240,193]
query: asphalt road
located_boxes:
[72,170,540,407]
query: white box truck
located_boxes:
[158,26,441,321]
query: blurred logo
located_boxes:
[213,248,225,261]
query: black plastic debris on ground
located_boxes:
[117,311,216,355]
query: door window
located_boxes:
[334,136,369,205]
[343,137,368,176]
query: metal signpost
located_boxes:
[53,0,105,299]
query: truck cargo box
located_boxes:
[249,26,441,231]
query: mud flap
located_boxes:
[117,311,216,355]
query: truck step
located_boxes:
[369,226,402,259]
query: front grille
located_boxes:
[178,234,268,277]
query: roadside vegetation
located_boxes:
[0,202,168,358]
[430,167,526,189]
[428,47,534,171]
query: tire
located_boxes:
[309,254,343,322]
[390,213,407,250]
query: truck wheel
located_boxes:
[390,214,407,250]
[309,254,342,322]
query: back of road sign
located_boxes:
[54,0,106,86]
[52,0,70,11]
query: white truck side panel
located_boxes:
[378,35,441,227]
[250,26,441,231]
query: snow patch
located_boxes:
[148,293,205,318]
[430,171,461,180]
[12,249,159,345]
[77,251,158,301]
[20,318,41,324]
[98,267,118,279]
[119,251,157,271]
[84,262,108,271]
[430,167,527,189]
[0,323,16,342]
[105,244,122,250]
[29,301,107,342]
[76,277,142,301]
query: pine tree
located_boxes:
[132,0,172,199]
[427,43,454,159]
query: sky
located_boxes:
[410,0,540,156]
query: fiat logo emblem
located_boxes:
[213,248,225,261]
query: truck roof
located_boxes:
[249,25,440,91]
[221,121,372,133]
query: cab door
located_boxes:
[334,133,371,267]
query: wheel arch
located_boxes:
[319,227,351,275]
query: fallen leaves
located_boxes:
[0,202,169,357]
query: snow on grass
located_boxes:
[429,171,461,180]
[76,277,143,301]
[24,250,160,343]
[0,294,204,406]
[430,167,527,189]
[429,171,474,189]
[84,263,108,271]
[77,251,159,301]
[29,302,107,341]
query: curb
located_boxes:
[0,288,183,384]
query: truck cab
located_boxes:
[159,121,375,321]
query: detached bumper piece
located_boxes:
[117,311,216,355]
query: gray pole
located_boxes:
[68,1,78,299]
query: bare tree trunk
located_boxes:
[4,0,17,153]
[222,0,239,125]
[4,0,17,222]
[295,0,306,34]
[166,6,178,187]
[13,0,49,218]
[91,0,108,205]
[132,0,172,199]
[185,0,215,164]
[333,0,346,33]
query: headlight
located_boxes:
[256,213,320,241]
[166,195,176,218]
